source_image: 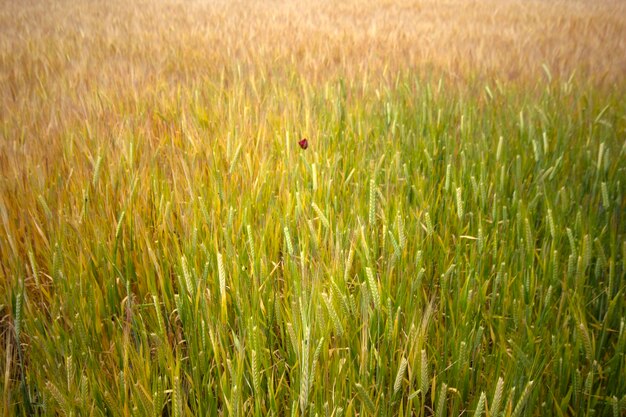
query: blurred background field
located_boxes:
[1,0,625,416]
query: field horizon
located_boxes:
[1,0,625,416]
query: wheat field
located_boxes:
[1,0,625,416]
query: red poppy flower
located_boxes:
[298,138,308,149]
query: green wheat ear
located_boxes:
[299,326,311,414]
[312,202,330,228]
[434,382,448,417]
[251,349,260,394]
[14,281,22,342]
[511,381,533,417]
[355,383,376,414]
[601,182,610,208]
[365,267,381,311]
[456,187,464,220]
[420,349,429,397]
[284,226,294,255]
[474,391,486,417]
[424,212,434,236]
[323,292,343,337]
[397,211,406,249]
[181,255,194,296]
[490,377,504,417]
[611,396,620,417]
[246,224,255,263]
[218,252,227,322]
[393,357,408,395]
[46,381,71,416]
[368,179,376,226]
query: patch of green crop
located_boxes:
[1,70,625,416]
